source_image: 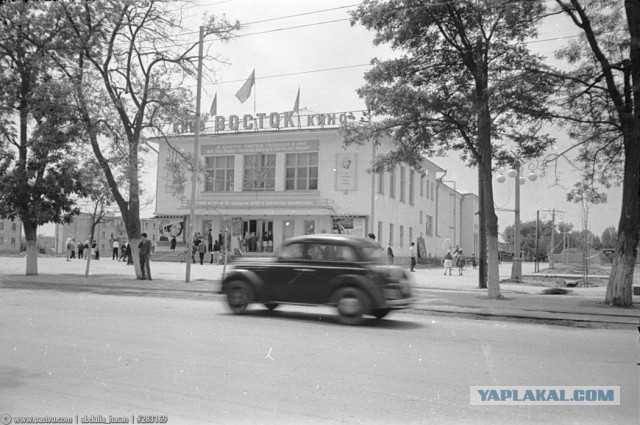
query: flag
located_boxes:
[293,87,300,114]
[235,70,255,103]
[209,93,217,116]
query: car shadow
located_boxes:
[221,308,426,330]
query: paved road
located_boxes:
[0,289,637,425]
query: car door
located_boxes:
[267,242,317,303]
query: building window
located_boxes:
[12,222,17,231]
[409,171,414,205]
[431,181,434,200]
[420,174,425,197]
[409,227,413,245]
[426,215,433,236]
[11,237,16,246]
[0,237,3,245]
[286,152,318,191]
[389,168,396,198]
[205,156,234,192]
[377,171,384,195]
[377,221,383,245]
[243,153,276,191]
[304,220,315,235]
[0,222,4,231]
[420,211,423,224]
[389,223,394,246]
[400,225,404,247]
[399,166,406,203]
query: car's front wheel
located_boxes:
[226,280,253,314]
[333,287,370,325]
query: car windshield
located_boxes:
[361,245,386,263]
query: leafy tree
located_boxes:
[50,0,239,278]
[345,0,555,298]
[549,0,640,306]
[600,225,617,249]
[0,3,89,275]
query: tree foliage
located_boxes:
[344,0,556,297]
[0,2,90,275]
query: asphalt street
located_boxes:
[0,288,638,425]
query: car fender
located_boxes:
[222,269,267,301]
[329,274,385,308]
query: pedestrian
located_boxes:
[138,233,152,280]
[112,239,120,260]
[65,238,72,261]
[409,242,416,272]
[443,250,453,276]
[387,243,395,264]
[69,239,76,259]
[78,240,84,259]
[170,235,177,251]
[192,239,198,263]
[456,250,466,276]
[125,242,133,265]
[207,229,213,252]
[198,239,207,265]
[470,253,477,269]
[212,240,221,264]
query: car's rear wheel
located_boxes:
[227,280,253,314]
[333,287,369,325]
[264,303,279,311]
[372,308,390,319]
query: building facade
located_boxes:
[0,217,22,254]
[55,213,160,255]
[152,124,479,261]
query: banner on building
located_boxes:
[335,152,357,191]
[332,216,366,237]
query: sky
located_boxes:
[134,0,622,237]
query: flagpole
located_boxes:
[186,26,204,283]
[253,71,257,132]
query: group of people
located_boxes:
[242,230,273,253]
[191,229,224,265]
[112,239,134,265]
[443,247,476,276]
[65,238,98,261]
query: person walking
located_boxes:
[212,240,221,265]
[112,239,120,260]
[125,242,133,265]
[443,250,453,276]
[456,250,466,276]
[387,243,395,264]
[470,253,477,269]
[69,239,76,259]
[409,242,417,272]
[138,233,152,280]
[65,238,72,261]
[198,239,207,265]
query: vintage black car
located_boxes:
[221,234,413,324]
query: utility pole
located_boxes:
[185,26,204,283]
[549,208,556,269]
[510,165,522,281]
[535,210,539,273]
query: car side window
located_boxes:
[333,245,357,262]
[279,243,304,260]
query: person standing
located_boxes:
[198,239,207,265]
[125,242,133,265]
[409,242,416,272]
[387,243,395,264]
[170,235,177,251]
[470,253,477,269]
[78,240,84,259]
[69,239,76,259]
[66,238,72,261]
[138,233,152,280]
[443,250,453,276]
[207,229,213,253]
[112,239,120,260]
[212,240,221,265]
[456,250,466,276]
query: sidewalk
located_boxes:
[1,255,638,329]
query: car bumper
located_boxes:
[385,297,414,309]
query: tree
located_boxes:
[51,0,239,278]
[601,226,617,249]
[0,2,89,275]
[345,0,555,298]
[550,0,640,306]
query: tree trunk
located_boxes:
[478,167,487,288]
[23,221,38,276]
[605,121,640,306]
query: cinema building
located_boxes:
[150,111,479,260]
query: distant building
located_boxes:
[0,217,22,254]
[150,116,479,260]
[54,213,159,255]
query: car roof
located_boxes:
[285,234,377,246]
